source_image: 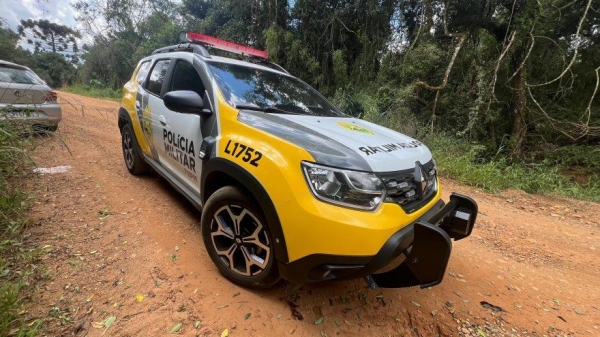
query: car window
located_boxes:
[146,59,171,96]
[136,61,152,84]
[168,60,205,96]
[207,62,346,117]
[0,66,44,85]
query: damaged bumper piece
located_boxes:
[364,193,478,289]
[278,193,478,289]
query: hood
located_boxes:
[237,111,432,172]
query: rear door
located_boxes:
[132,60,154,157]
[142,58,172,167]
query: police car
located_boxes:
[118,33,478,289]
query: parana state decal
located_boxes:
[337,122,375,135]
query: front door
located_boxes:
[158,59,206,193]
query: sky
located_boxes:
[1,0,81,49]
[1,0,79,31]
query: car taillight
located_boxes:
[45,91,58,102]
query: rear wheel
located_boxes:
[121,123,149,174]
[45,124,58,132]
[201,186,280,288]
[32,124,58,133]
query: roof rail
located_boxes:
[246,58,290,74]
[152,43,210,57]
[152,33,290,74]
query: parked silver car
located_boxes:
[0,60,61,131]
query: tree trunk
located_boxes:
[511,63,527,156]
[423,0,434,33]
[50,31,56,53]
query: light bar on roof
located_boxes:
[180,32,269,59]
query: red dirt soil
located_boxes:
[22,92,600,336]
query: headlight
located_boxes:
[301,162,386,211]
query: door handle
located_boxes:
[135,101,141,109]
[159,115,167,126]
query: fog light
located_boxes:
[449,208,472,235]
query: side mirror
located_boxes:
[163,90,213,116]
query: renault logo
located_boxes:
[413,161,429,200]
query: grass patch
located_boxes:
[60,84,121,101]
[0,111,45,336]
[425,134,600,202]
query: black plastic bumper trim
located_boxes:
[366,193,477,289]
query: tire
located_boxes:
[44,124,58,132]
[201,186,280,288]
[32,124,57,133]
[121,123,150,174]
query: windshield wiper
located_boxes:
[264,106,300,115]
[234,103,264,111]
[234,103,299,115]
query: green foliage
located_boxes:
[541,145,600,171]
[1,20,78,87]
[73,0,184,89]
[29,52,76,88]
[0,112,43,336]
[61,84,121,101]
[264,26,322,88]
[0,24,18,49]
[132,13,183,62]
[0,23,28,63]
[425,134,600,202]
[332,50,348,87]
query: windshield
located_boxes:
[207,61,346,117]
[0,66,44,85]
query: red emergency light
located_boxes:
[180,32,269,59]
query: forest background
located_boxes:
[1,0,599,201]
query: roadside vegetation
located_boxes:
[426,135,600,202]
[60,83,121,102]
[0,114,45,336]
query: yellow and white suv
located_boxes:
[118,33,478,289]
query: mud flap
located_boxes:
[365,222,452,289]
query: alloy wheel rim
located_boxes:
[123,130,134,168]
[210,205,271,277]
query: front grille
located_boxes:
[377,160,437,214]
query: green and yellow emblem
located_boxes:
[337,122,375,135]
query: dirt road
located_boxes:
[23,92,599,336]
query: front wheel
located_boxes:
[201,186,280,288]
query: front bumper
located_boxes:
[278,193,478,288]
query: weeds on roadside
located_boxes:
[60,84,121,101]
[0,109,44,336]
[424,133,600,202]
